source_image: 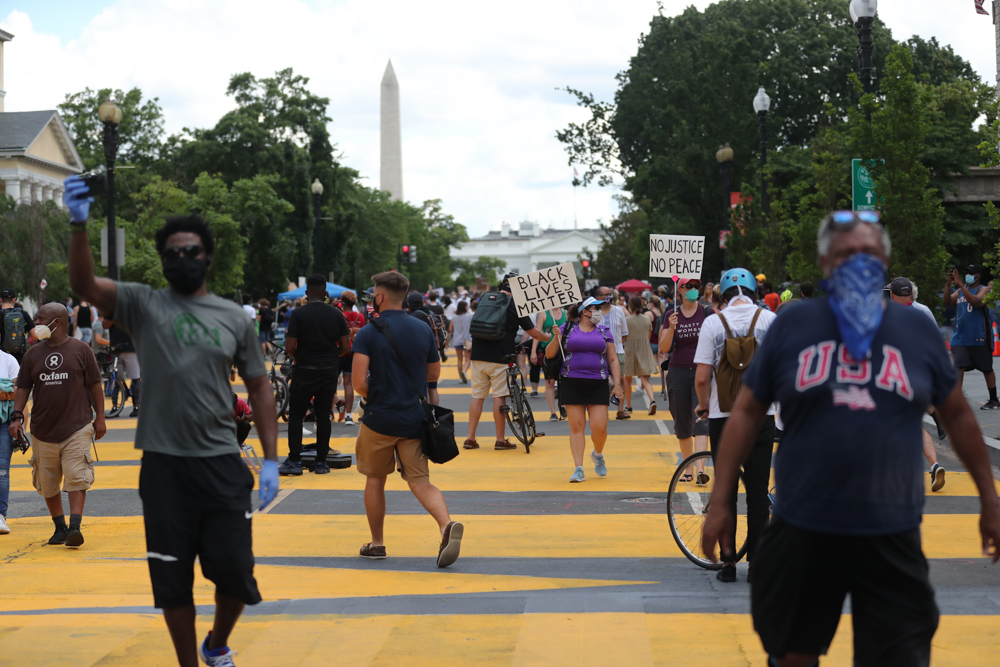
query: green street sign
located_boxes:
[852,159,881,212]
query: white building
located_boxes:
[452,221,605,277]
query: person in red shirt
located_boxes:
[338,291,366,426]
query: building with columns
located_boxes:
[0,29,83,207]
[452,221,606,277]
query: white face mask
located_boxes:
[34,319,56,340]
[589,312,602,325]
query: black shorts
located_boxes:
[752,517,938,666]
[665,366,709,439]
[951,344,993,373]
[139,451,261,608]
[340,352,355,375]
[559,377,610,405]
[542,355,561,381]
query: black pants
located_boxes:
[287,366,337,462]
[709,415,774,563]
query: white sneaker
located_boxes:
[344,414,355,425]
[0,515,8,534]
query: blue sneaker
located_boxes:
[591,451,607,477]
[200,632,237,666]
[569,466,585,483]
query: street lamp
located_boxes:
[752,87,771,225]
[311,178,324,277]
[98,98,122,281]
[851,0,877,107]
[715,144,734,271]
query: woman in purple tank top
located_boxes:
[547,297,623,483]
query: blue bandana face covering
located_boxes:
[820,253,887,362]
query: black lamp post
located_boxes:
[752,87,771,226]
[311,178,324,277]
[851,0,877,121]
[715,144,734,271]
[98,99,122,280]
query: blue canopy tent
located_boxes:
[277,282,350,301]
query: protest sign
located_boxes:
[649,234,705,280]
[509,262,584,318]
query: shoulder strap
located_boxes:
[373,318,426,405]
[717,312,734,339]
[748,308,763,336]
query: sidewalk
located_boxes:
[944,370,1000,466]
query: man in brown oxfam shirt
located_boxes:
[9,303,106,547]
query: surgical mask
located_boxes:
[966,274,976,285]
[820,253,887,362]
[162,255,208,295]
[33,319,56,340]
[589,312,602,325]
[685,289,699,302]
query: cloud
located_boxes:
[2,0,994,238]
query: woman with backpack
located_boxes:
[660,278,711,482]
[546,297,623,483]
[623,296,660,415]
[449,300,473,383]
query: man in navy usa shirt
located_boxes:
[702,211,1000,667]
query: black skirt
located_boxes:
[559,377,611,406]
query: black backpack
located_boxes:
[3,307,26,355]
[469,292,511,340]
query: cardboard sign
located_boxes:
[474,277,490,293]
[509,262,584,318]
[649,234,705,280]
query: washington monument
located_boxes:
[380,60,403,201]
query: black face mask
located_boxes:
[373,294,383,314]
[162,255,209,295]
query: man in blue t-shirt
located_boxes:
[702,212,1000,667]
[944,263,998,408]
[351,271,463,568]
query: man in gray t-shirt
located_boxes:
[65,198,279,665]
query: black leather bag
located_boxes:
[373,318,459,464]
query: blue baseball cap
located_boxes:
[581,296,603,311]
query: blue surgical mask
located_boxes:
[966,274,976,285]
[685,289,699,302]
[820,253,887,362]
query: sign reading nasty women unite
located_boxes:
[648,234,705,280]
[509,262,584,318]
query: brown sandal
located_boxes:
[360,543,387,559]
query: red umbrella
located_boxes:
[616,279,653,293]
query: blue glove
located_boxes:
[63,175,94,223]
[258,459,280,509]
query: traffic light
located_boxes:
[400,244,410,264]
[581,259,591,278]
[409,245,417,264]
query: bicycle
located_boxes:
[499,350,543,452]
[666,449,750,570]
[236,417,262,473]
[102,345,133,418]
[266,344,291,421]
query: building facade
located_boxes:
[452,221,606,277]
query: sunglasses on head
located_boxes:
[830,210,881,226]
[161,245,205,260]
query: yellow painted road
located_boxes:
[3,359,999,666]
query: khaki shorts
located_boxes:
[470,360,509,399]
[355,422,429,484]
[28,424,96,497]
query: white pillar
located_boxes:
[4,179,19,201]
[54,187,64,208]
[42,185,54,202]
[31,183,43,203]
[19,181,30,203]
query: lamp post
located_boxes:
[311,178,324,277]
[715,144,734,271]
[752,87,771,226]
[851,0,877,121]
[98,99,123,281]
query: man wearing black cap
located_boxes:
[279,275,350,476]
[889,277,947,491]
[944,264,998,409]
[0,289,31,364]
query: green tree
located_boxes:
[0,198,72,304]
[592,196,648,285]
[403,200,469,289]
[451,257,508,290]
[58,86,166,171]
[852,46,947,308]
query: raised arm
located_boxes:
[65,178,117,317]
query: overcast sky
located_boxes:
[2,1,997,238]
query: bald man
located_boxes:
[9,303,106,547]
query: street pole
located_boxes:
[858,17,874,121]
[715,144,734,272]
[758,111,769,225]
[310,178,324,277]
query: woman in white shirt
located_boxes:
[449,301,474,383]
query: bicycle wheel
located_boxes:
[107,380,127,418]
[503,377,536,451]
[271,375,289,417]
[666,450,749,570]
[241,443,262,473]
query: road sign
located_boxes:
[100,228,125,268]
[39,279,47,290]
[852,159,882,212]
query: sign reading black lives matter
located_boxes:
[648,234,705,280]
[509,262,584,318]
